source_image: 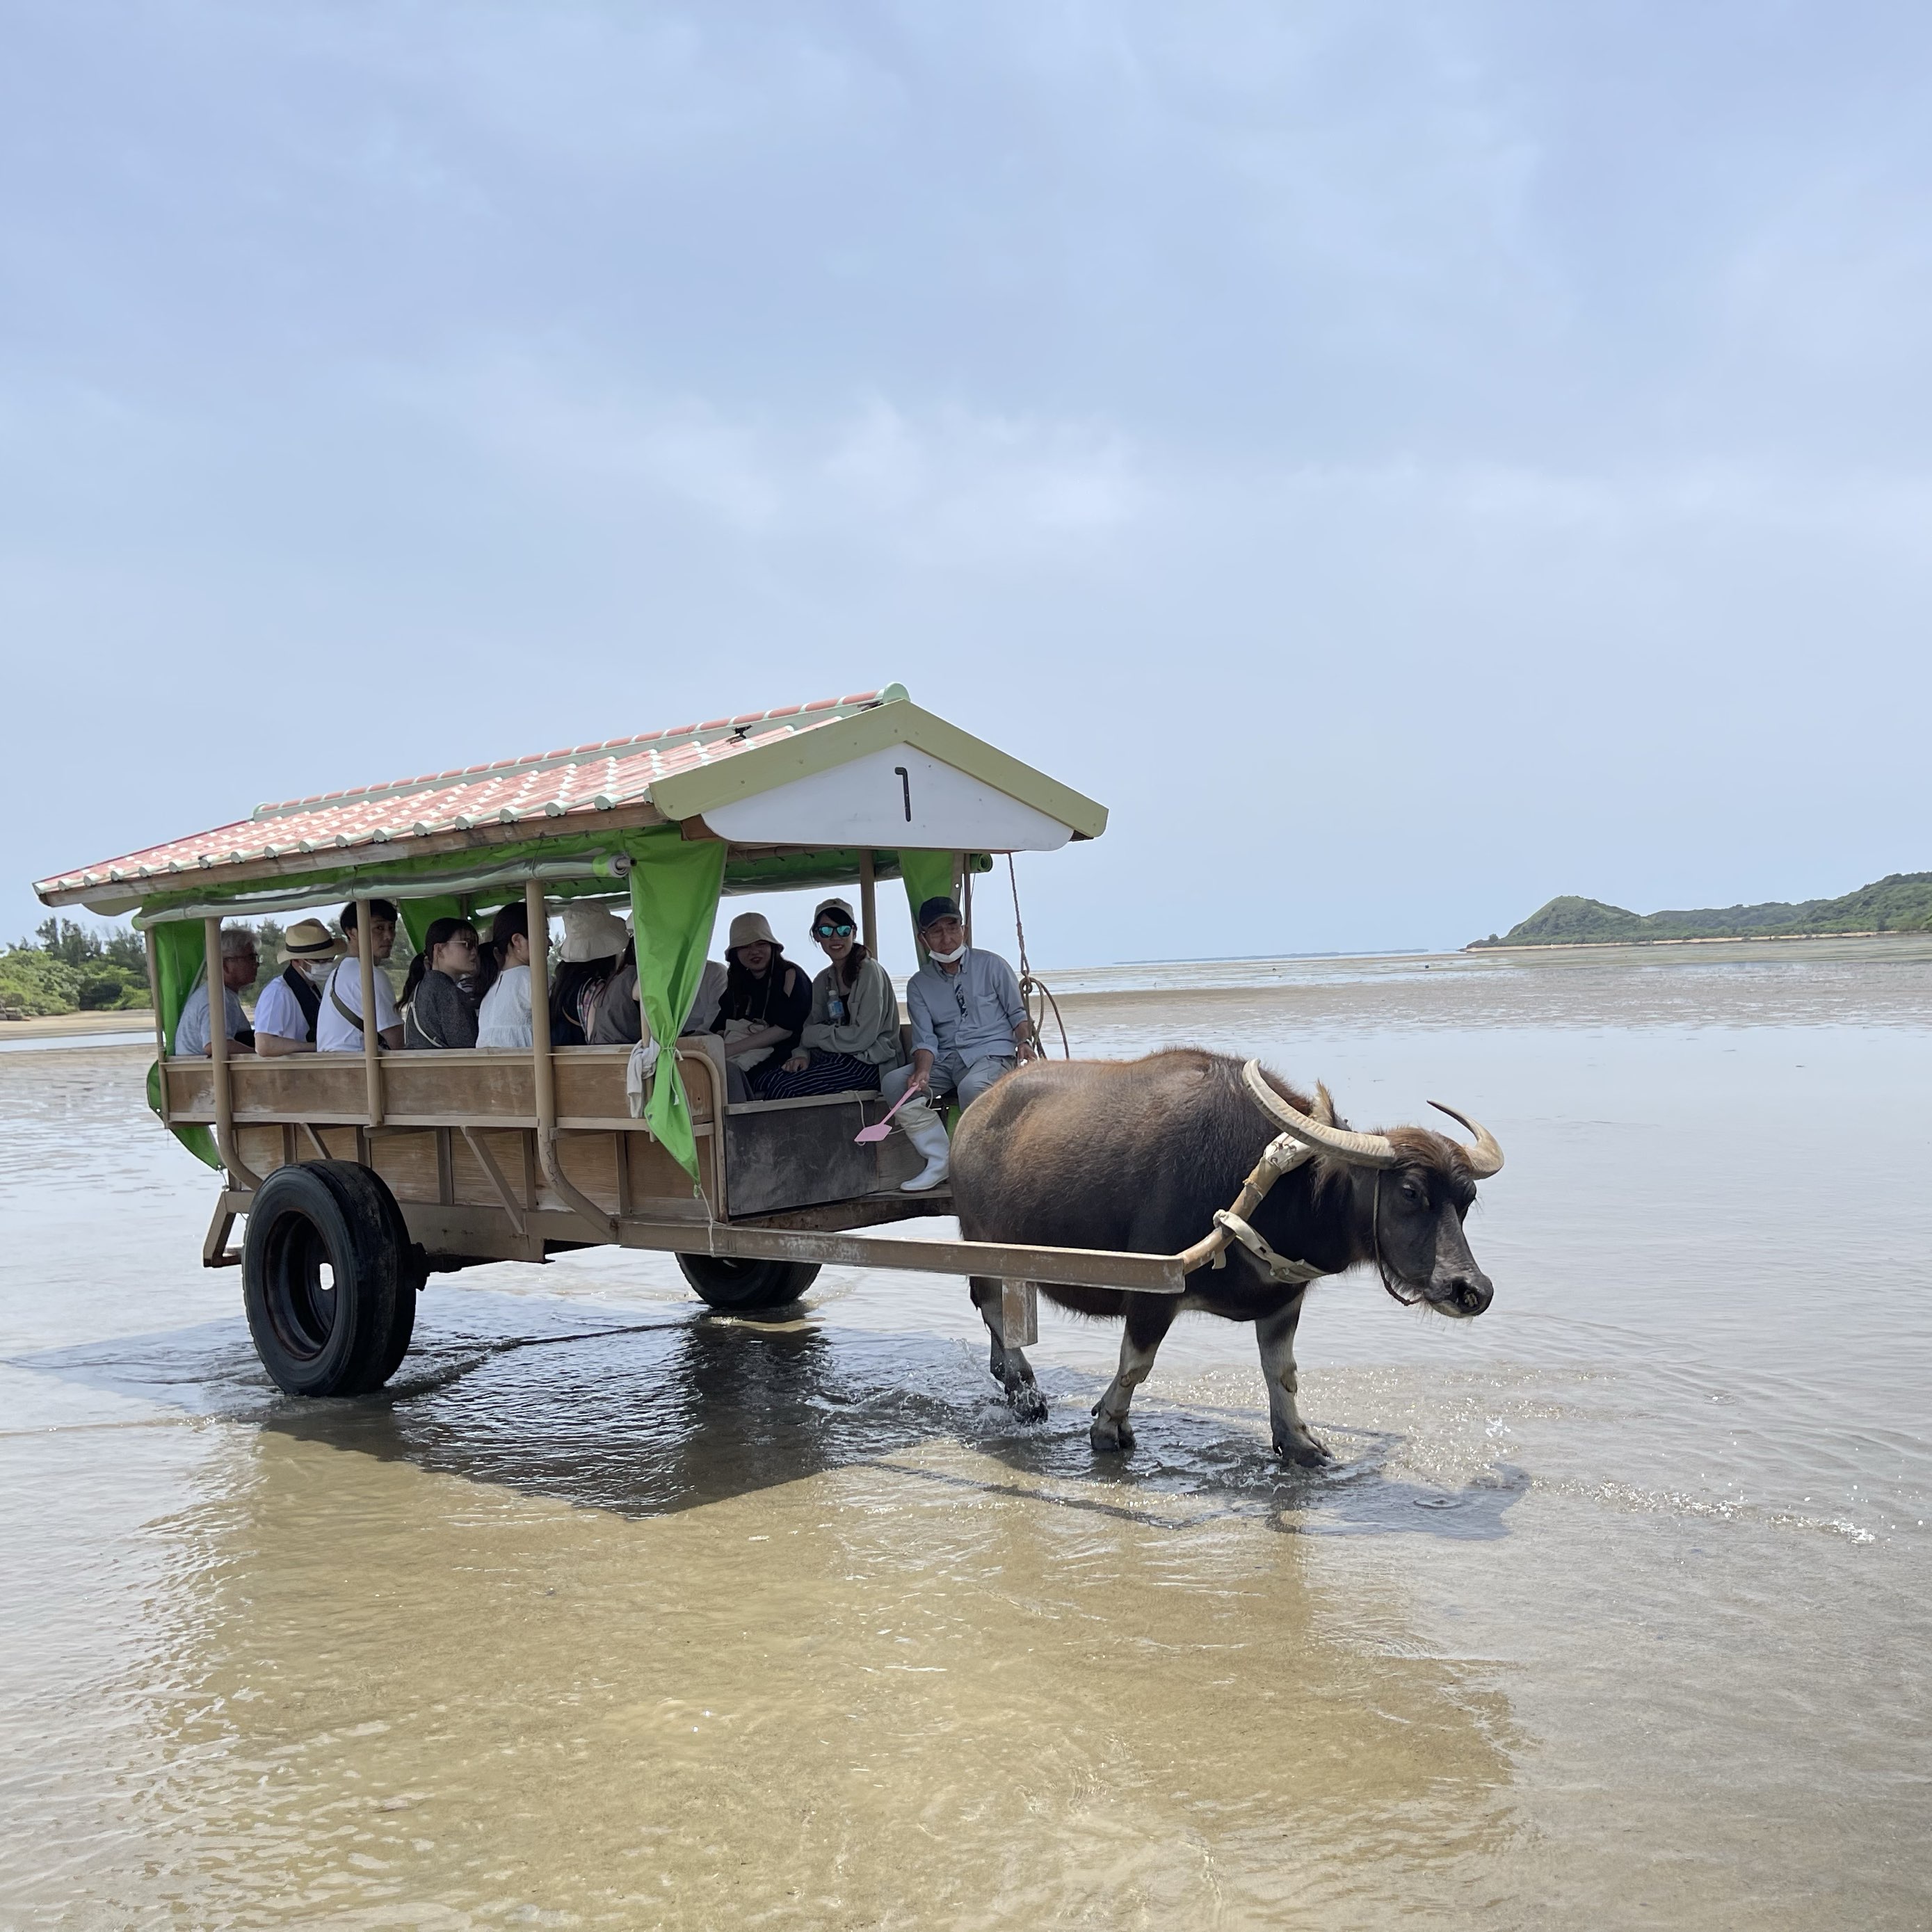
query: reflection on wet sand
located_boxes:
[6,944,1932,1927]
[120,1363,1520,1927]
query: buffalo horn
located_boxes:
[1241,1061,1401,1168]
[1428,1102,1505,1178]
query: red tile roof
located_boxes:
[37,689,891,898]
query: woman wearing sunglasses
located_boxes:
[753,896,902,1100]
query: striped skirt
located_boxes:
[751,1052,885,1100]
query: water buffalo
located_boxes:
[949,1047,1504,1463]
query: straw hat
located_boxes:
[277,919,346,964]
[560,901,631,964]
[727,911,780,954]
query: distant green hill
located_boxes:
[1470,873,1932,948]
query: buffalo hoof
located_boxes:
[1089,1413,1136,1454]
[1274,1430,1332,1468]
[1006,1381,1049,1424]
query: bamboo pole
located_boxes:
[858,850,877,956]
[356,897,383,1129]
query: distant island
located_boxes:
[1470,871,1932,949]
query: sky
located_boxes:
[5,0,1931,970]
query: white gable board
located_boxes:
[700,745,1074,852]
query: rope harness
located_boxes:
[1175,1061,1409,1301]
[1006,855,1070,1059]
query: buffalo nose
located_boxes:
[1442,1272,1492,1317]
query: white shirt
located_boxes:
[316,957,402,1052]
[175,981,247,1056]
[252,972,313,1044]
[476,963,533,1048]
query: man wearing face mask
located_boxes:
[881,895,1036,1193]
[254,919,347,1056]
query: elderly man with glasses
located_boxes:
[880,894,1035,1193]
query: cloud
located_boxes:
[403,357,1147,561]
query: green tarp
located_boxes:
[145,919,220,1169]
[624,830,727,1182]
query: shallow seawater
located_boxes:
[3,939,1930,1928]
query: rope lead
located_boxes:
[1007,854,1071,1059]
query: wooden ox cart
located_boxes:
[33,684,1193,1396]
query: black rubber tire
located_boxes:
[675,1253,821,1313]
[371,1187,424,1387]
[242,1161,413,1396]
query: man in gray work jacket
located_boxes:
[881,895,1036,1192]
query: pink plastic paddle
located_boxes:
[854,1086,919,1143]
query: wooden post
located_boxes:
[204,917,260,1186]
[858,850,878,957]
[524,879,616,1238]
[145,926,172,1125]
[204,917,227,1163]
[525,879,554,1143]
[356,896,384,1129]
[962,855,974,947]
[1000,1277,1038,1349]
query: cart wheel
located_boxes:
[242,1161,416,1396]
[676,1253,821,1313]
[373,1188,425,1386]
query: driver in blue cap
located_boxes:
[882,895,1036,1192]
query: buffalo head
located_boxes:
[1244,1068,1502,1317]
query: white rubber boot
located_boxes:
[899,1105,952,1192]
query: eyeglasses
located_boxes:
[814,923,855,938]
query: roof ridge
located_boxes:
[33,685,909,896]
[248,687,890,822]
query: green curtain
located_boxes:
[144,920,220,1170]
[898,850,959,956]
[625,831,727,1181]
[397,895,465,955]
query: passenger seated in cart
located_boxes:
[755,896,901,1100]
[401,918,481,1050]
[175,926,259,1056]
[882,895,1036,1193]
[585,949,727,1047]
[549,903,629,1047]
[711,911,812,1102]
[473,903,534,1049]
[254,919,344,1056]
[316,900,403,1052]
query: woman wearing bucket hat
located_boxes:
[711,911,812,1101]
[255,918,346,1056]
[755,897,901,1100]
[550,901,629,1046]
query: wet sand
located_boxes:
[3,939,1929,1926]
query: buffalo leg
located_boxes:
[1090,1294,1177,1454]
[1255,1296,1330,1466]
[969,1276,1048,1422]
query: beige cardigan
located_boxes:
[797,957,901,1067]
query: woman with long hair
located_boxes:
[401,917,481,1049]
[752,897,901,1100]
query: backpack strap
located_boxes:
[327,965,364,1036]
